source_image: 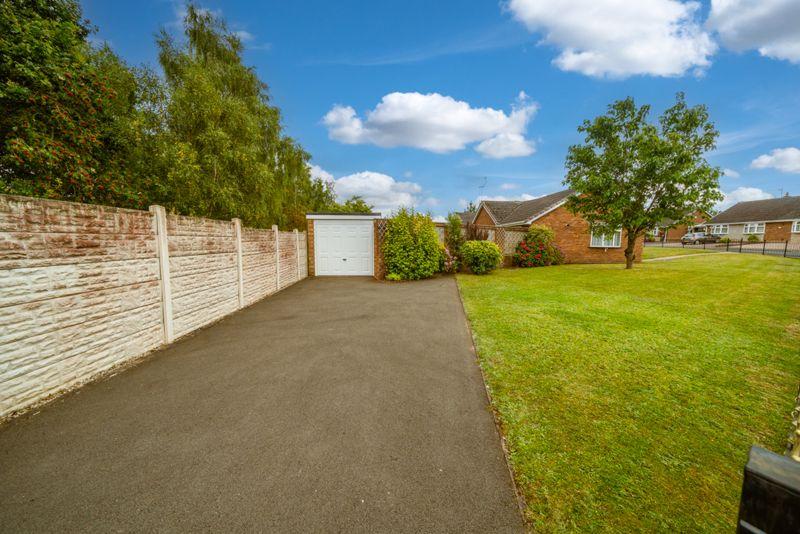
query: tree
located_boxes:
[563,93,722,269]
[0,0,133,204]
[326,196,373,213]
[444,212,465,262]
[0,1,346,228]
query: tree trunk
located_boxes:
[624,231,637,269]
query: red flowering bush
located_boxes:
[513,225,564,267]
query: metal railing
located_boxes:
[645,239,800,258]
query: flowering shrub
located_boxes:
[438,243,457,273]
[513,225,564,267]
[461,240,502,275]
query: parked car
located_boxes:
[681,232,720,244]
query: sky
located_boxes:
[81,0,800,217]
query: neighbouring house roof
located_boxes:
[479,189,574,226]
[655,211,707,228]
[710,195,800,224]
[455,211,476,225]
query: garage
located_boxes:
[306,213,381,276]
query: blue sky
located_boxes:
[82,0,800,217]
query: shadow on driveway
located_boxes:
[0,276,524,532]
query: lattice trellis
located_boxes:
[374,218,388,279]
[469,224,527,256]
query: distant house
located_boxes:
[472,189,643,264]
[650,212,708,241]
[455,211,476,226]
[709,195,800,243]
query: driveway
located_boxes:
[0,277,524,532]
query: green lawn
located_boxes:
[642,246,715,259]
[457,254,800,532]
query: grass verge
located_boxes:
[457,254,800,532]
[642,247,715,259]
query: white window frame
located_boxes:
[792,221,800,233]
[709,224,729,235]
[743,222,765,234]
[590,229,622,248]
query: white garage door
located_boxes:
[314,219,374,276]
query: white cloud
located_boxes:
[708,0,800,63]
[432,215,447,223]
[457,198,471,209]
[323,91,538,158]
[332,171,422,216]
[476,133,535,158]
[751,147,800,173]
[477,193,541,202]
[500,183,519,190]
[308,164,334,183]
[717,186,774,210]
[234,30,254,42]
[506,0,716,77]
[422,197,441,207]
[722,168,741,178]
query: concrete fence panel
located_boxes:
[0,194,307,419]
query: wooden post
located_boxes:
[233,218,244,308]
[149,205,174,344]
[273,224,280,290]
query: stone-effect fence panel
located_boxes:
[0,195,307,419]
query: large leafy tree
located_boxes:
[0,0,134,204]
[564,93,722,269]
[155,5,338,228]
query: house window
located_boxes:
[743,223,765,234]
[709,224,729,235]
[590,229,622,248]
[792,221,800,233]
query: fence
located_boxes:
[433,222,527,258]
[645,238,800,258]
[0,194,307,419]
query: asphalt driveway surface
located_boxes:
[0,277,523,533]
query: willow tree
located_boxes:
[563,93,722,269]
[155,5,336,228]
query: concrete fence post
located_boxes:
[149,205,174,344]
[273,224,280,289]
[294,228,300,281]
[233,218,244,309]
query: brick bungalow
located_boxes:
[472,189,643,264]
[650,212,708,241]
[707,195,800,243]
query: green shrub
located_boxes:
[746,234,760,243]
[719,237,731,244]
[513,224,564,267]
[382,208,440,280]
[461,240,502,275]
[444,213,465,269]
